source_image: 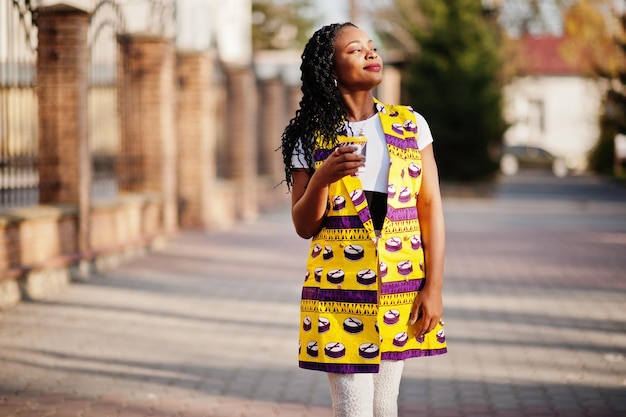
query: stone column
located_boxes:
[36,5,91,260]
[176,51,215,229]
[258,77,285,184]
[285,84,302,126]
[117,34,178,234]
[378,65,402,105]
[224,66,258,221]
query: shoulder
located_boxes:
[376,101,414,118]
[389,103,431,133]
[412,111,430,128]
[376,101,428,124]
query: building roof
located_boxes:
[520,36,581,76]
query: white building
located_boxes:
[502,36,604,173]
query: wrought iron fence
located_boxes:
[88,0,126,200]
[1,0,177,208]
[0,0,38,209]
[214,66,229,179]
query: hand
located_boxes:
[313,145,365,185]
[409,286,443,338]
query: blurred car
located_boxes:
[499,145,569,177]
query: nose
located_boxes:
[366,48,378,59]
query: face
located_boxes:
[332,26,383,91]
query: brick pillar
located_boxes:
[286,84,302,125]
[117,34,178,234]
[224,66,258,221]
[258,77,285,184]
[37,5,91,258]
[177,52,215,229]
[378,65,402,105]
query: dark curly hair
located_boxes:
[280,22,356,190]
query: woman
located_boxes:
[281,22,447,417]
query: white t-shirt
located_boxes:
[291,111,433,193]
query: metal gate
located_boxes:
[0,0,38,209]
[88,0,126,200]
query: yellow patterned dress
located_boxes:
[298,100,447,373]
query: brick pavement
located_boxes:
[1,174,625,417]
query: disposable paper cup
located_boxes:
[338,135,367,174]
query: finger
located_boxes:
[424,317,436,334]
[409,304,422,325]
[339,160,365,174]
[335,145,358,156]
[416,317,432,337]
[332,151,357,166]
[335,153,363,165]
[334,164,362,179]
[337,169,358,179]
[409,310,416,325]
[419,315,442,337]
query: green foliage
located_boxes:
[561,1,626,176]
[401,0,507,181]
[589,111,617,175]
[252,0,318,50]
[586,10,626,176]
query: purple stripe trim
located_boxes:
[381,279,424,295]
[314,148,334,162]
[385,134,418,150]
[381,347,447,361]
[386,206,418,222]
[300,361,380,374]
[302,287,378,304]
[357,207,371,224]
[324,215,364,229]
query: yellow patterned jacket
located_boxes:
[298,100,447,373]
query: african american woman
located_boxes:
[281,22,447,417]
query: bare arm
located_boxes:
[409,145,446,337]
[291,146,365,239]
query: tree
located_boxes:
[560,0,626,175]
[251,0,318,50]
[561,0,624,76]
[592,12,626,176]
[388,0,507,181]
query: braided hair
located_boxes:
[280,22,356,190]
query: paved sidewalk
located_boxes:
[1,174,626,417]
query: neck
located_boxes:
[342,92,376,122]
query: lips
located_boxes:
[365,64,381,71]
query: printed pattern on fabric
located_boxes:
[298,100,447,374]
